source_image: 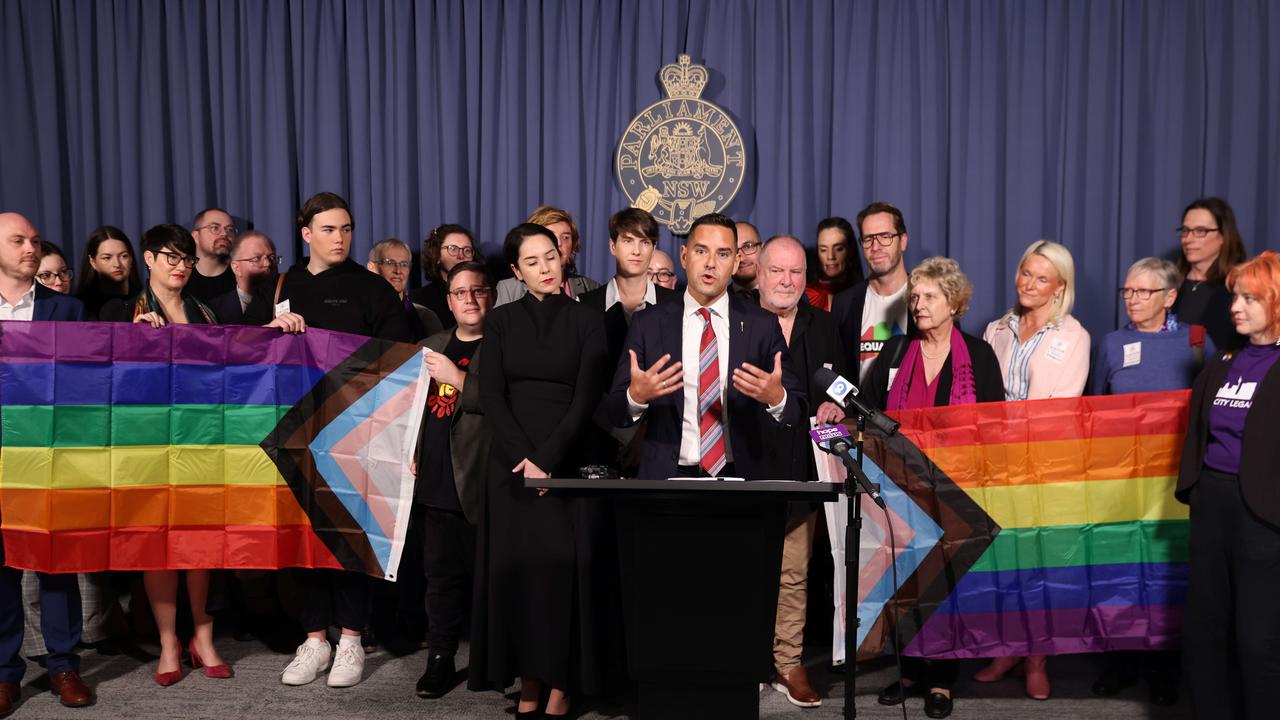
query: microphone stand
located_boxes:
[842,414,878,719]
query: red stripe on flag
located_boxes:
[1,525,342,573]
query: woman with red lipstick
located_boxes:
[101,224,227,685]
[1173,197,1247,351]
[73,225,142,319]
[804,217,864,311]
[471,223,610,718]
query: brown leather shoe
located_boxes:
[772,665,822,707]
[0,682,18,717]
[50,671,94,708]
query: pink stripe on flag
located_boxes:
[328,375,425,536]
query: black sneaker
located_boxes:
[415,654,456,698]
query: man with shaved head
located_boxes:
[0,213,95,712]
[756,234,847,709]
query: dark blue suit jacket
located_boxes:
[32,284,86,321]
[607,292,806,480]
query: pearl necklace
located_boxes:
[920,344,950,360]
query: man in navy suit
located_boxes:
[607,213,805,481]
[0,213,94,713]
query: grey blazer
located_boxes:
[493,275,601,306]
[421,330,490,524]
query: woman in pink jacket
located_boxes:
[975,240,1090,699]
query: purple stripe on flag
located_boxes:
[0,321,367,372]
[903,604,1184,658]
[930,562,1187,615]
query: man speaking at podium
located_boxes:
[607,212,806,480]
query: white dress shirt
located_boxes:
[627,290,786,467]
[603,277,658,314]
[0,282,37,321]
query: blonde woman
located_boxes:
[976,240,1090,700]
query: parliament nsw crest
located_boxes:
[616,55,747,235]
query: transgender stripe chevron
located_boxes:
[846,390,1190,660]
[0,320,430,580]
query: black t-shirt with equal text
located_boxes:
[415,334,480,510]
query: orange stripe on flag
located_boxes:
[924,433,1185,488]
[0,485,310,531]
[888,390,1190,450]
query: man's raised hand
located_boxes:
[627,350,683,405]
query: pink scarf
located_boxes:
[886,325,977,410]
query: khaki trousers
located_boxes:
[772,508,817,672]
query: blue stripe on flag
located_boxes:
[308,350,425,574]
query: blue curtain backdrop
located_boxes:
[1,0,1275,336]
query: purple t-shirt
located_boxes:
[1205,343,1280,474]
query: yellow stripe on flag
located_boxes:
[0,446,286,489]
[962,474,1188,529]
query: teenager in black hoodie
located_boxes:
[247,192,409,689]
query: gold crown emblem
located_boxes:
[660,55,708,99]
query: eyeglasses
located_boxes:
[1119,287,1169,301]
[155,251,197,268]
[860,232,901,248]
[233,253,280,266]
[442,244,474,258]
[649,269,676,282]
[447,286,492,301]
[1176,226,1219,239]
[738,241,762,256]
[36,269,72,283]
[194,223,238,236]
[374,259,411,270]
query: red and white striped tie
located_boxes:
[697,308,726,475]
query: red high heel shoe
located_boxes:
[154,668,183,687]
[188,640,233,679]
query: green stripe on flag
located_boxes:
[2,405,290,447]
[969,520,1189,572]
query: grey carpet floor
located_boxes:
[8,640,1192,719]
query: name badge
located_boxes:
[887,368,899,391]
[274,299,291,318]
[1122,342,1141,368]
[1045,338,1070,363]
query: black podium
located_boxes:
[534,478,839,720]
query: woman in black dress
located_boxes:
[472,223,610,718]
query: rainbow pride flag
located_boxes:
[0,321,429,580]
[834,390,1189,661]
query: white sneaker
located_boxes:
[326,640,366,688]
[281,638,331,686]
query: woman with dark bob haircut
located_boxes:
[469,223,612,718]
[100,224,226,685]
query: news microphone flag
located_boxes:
[0,321,430,580]
[827,390,1190,661]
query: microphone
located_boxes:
[813,367,900,436]
[809,424,886,508]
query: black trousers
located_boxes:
[1184,467,1280,720]
[421,505,476,658]
[295,568,371,634]
[902,657,959,691]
